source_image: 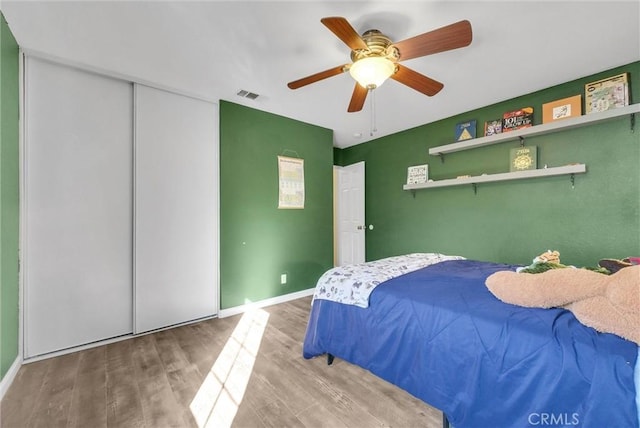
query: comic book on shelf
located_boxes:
[502,107,533,132]
[585,73,629,114]
[455,120,477,141]
[484,119,502,136]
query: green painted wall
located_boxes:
[337,62,640,267]
[220,101,334,309]
[1,12,20,380]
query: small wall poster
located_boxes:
[278,156,305,209]
[510,146,537,172]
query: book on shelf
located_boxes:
[542,95,582,123]
[407,164,429,185]
[484,119,502,136]
[455,120,477,141]
[510,146,537,172]
[585,73,629,114]
[502,107,533,132]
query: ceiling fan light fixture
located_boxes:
[349,56,395,89]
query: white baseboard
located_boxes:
[219,288,314,318]
[22,314,216,364]
[9,289,315,372]
[0,356,22,401]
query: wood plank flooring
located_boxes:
[1,296,443,428]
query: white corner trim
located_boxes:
[0,356,22,401]
[219,288,315,318]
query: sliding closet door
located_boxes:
[134,85,218,334]
[24,58,133,358]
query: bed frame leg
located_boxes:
[442,413,450,428]
[327,353,334,365]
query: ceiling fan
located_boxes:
[287,17,473,112]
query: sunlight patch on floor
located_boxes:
[190,308,269,428]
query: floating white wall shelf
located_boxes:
[429,104,639,156]
[403,164,586,191]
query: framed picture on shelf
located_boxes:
[407,164,429,185]
[585,73,629,114]
[542,95,582,123]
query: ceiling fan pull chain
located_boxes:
[370,88,377,136]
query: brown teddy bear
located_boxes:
[485,265,640,344]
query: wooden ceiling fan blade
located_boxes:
[390,65,444,96]
[321,17,368,51]
[348,83,368,112]
[393,20,472,61]
[287,65,348,89]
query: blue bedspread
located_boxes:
[303,260,639,428]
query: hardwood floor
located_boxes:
[1,296,443,428]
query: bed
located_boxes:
[303,254,639,428]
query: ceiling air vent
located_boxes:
[237,90,259,100]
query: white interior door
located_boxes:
[335,162,365,266]
[23,57,133,358]
[134,84,218,334]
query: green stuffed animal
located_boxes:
[518,250,610,275]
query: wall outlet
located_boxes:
[280,273,287,285]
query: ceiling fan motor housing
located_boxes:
[350,29,400,64]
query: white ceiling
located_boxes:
[2,1,639,148]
